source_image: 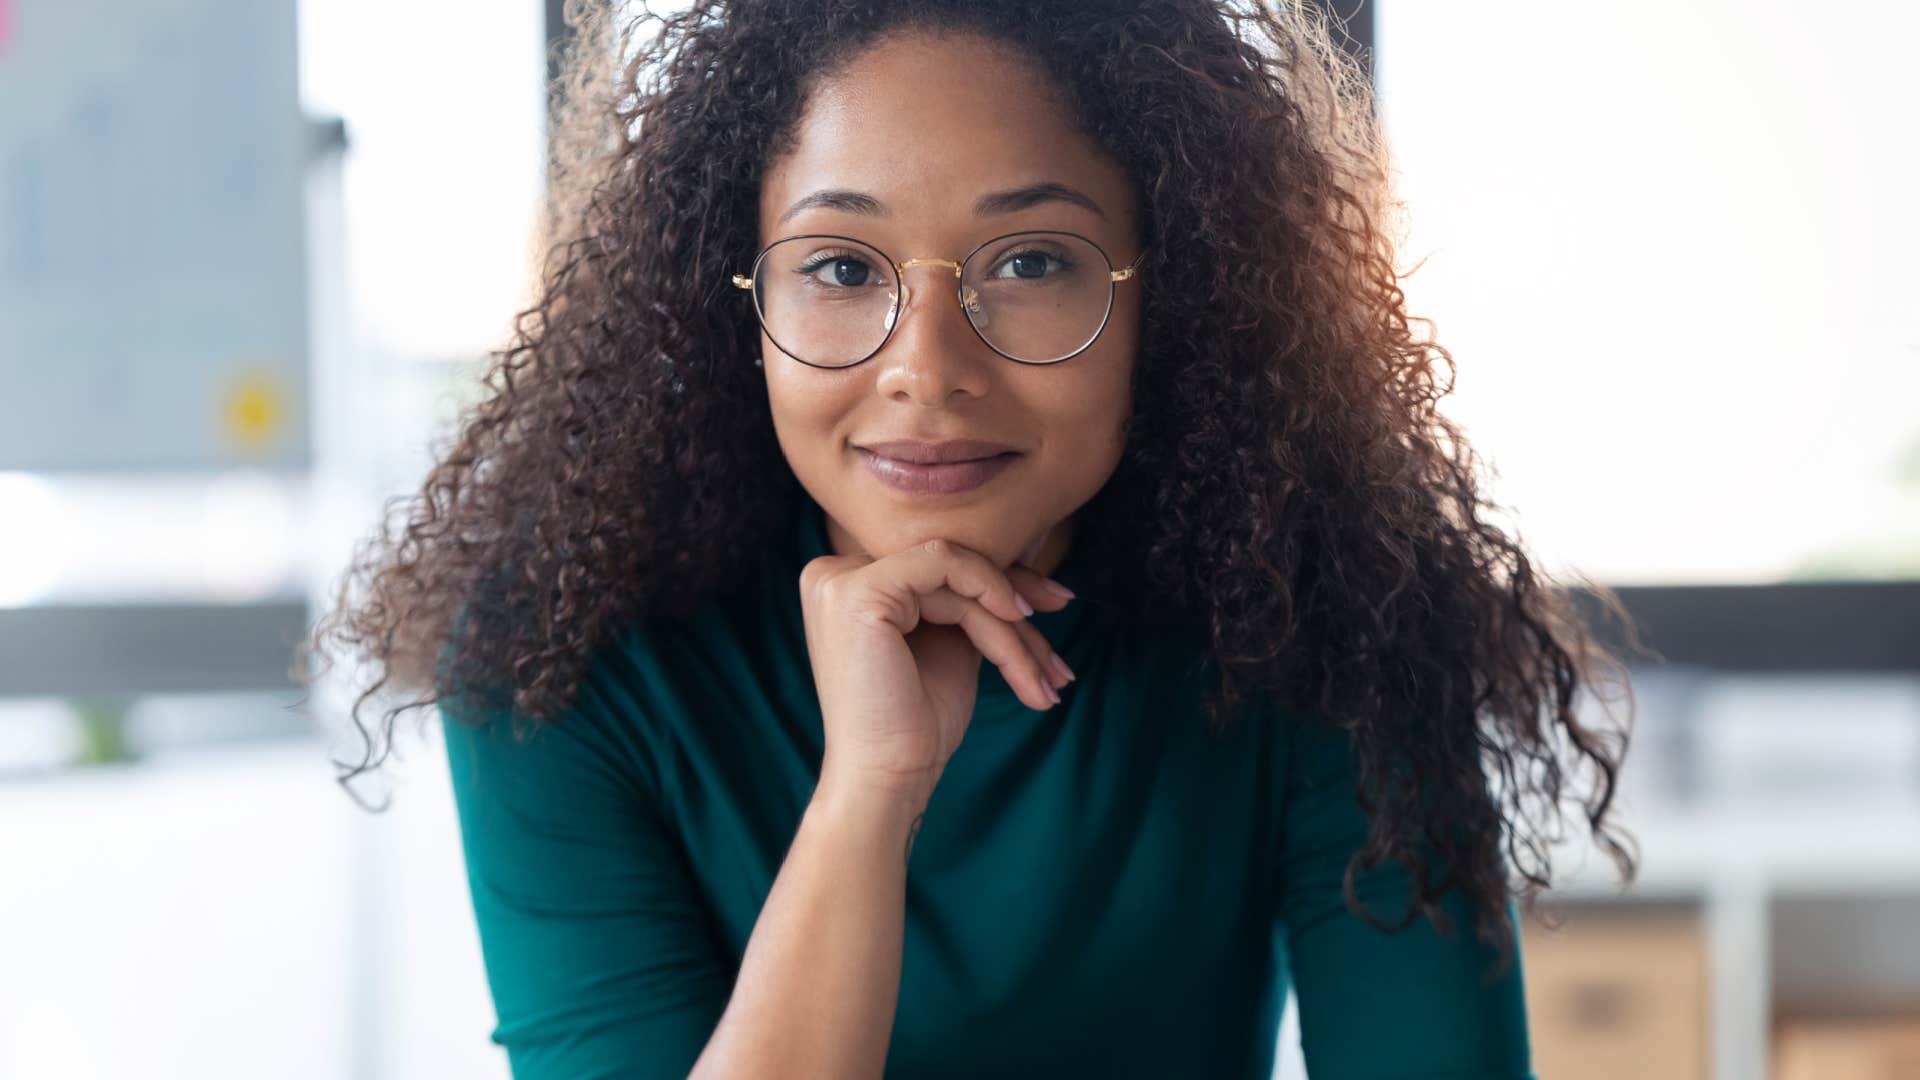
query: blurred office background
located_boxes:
[0,1,1914,1077]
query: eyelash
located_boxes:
[794,250,877,280]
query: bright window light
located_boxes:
[1375,0,1920,584]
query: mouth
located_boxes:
[854,438,1022,464]
[855,447,1023,496]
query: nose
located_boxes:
[870,262,995,406]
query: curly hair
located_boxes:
[300,0,1644,978]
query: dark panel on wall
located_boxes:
[0,603,311,697]
[1572,582,1920,674]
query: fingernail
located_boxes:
[1015,593,1036,617]
[1049,651,1075,685]
[1045,683,1062,706]
[1041,577,1076,600]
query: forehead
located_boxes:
[758,30,1135,239]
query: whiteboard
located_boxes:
[0,0,309,471]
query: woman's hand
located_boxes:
[800,537,1076,803]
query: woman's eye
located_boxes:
[988,249,1072,281]
[796,254,881,289]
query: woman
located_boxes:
[305,0,1641,1076]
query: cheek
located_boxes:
[1075,339,1136,437]
[1032,360,1132,482]
[765,369,863,469]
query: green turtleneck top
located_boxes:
[440,492,1535,1079]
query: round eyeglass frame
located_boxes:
[730,228,1148,369]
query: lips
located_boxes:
[855,439,1021,464]
[856,447,1021,496]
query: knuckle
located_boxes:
[847,604,897,634]
[799,558,827,590]
[813,572,850,611]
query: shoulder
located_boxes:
[436,611,701,818]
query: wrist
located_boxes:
[816,759,934,820]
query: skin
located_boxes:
[757,28,1144,580]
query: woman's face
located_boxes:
[757,28,1142,576]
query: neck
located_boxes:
[1014,517,1073,578]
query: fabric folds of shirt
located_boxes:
[440,490,1535,1079]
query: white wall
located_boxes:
[0,733,510,1079]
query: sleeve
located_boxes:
[1274,711,1535,1080]
[440,685,734,1080]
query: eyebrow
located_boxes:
[774,181,1107,227]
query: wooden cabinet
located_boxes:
[1522,913,1710,1080]
[1773,1017,1920,1080]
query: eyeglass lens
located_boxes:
[750,232,1116,367]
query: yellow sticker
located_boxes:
[218,369,289,453]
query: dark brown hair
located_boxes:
[300,0,1643,976]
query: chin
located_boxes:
[868,515,1019,567]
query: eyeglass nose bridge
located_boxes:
[895,256,963,277]
[886,256,984,331]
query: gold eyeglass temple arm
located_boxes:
[1111,247,1147,283]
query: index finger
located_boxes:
[881,538,1034,626]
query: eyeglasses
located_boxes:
[730,229,1146,369]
